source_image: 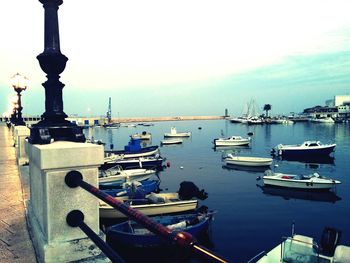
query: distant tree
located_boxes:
[263,104,272,117]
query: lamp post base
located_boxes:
[29,120,85,144]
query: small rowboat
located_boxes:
[224,154,273,167]
[160,139,183,145]
[262,170,341,190]
[99,192,198,219]
[106,212,213,248]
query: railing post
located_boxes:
[14,125,30,165]
[25,140,105,262]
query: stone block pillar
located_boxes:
[15,126,30,165]
[26,141,106,262]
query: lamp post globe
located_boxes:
[10,73,28,126]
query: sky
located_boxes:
[1,0,350,118]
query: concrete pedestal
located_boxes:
[15,126,30,165]
[26,141,106,262]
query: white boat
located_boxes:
[160,139,183,145]
[131,131,152,140]
[256,226,349,263]
[164,127,191,138]
[99,192,198,219]
[99,166,156,186]
[224,154,272,167]
[271,141,336,157]
[213,136,250,147]
[310,117,335,123]
[262,170,341,190]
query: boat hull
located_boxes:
[277,146,336,157]
[100,157,164,170]
[263,177,340,190]
[100,200,198,219]
[225,156,272,167]
[161,139,183,145]
[107,213,212,247]
[105,146,159,159]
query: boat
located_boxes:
[213,136,250,147]
[247,117,264,125]
[131,131,152,140]
[104,139,159,160]
[160,139,183,145]
[224,154,273,167]
[101,155,165,170]
[102,180,160,196]
[262,170,341,190]
[103,122,121,128]
[106,211,213,248]
[309,117,335,123]
[255,226,350,263]
[99,165,157,189]
[271,141,336,157]
[164,127,191,138]
[99,192,198,219]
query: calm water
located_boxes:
[84,120,350,263]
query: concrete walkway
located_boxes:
[0,124,36,262]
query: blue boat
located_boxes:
[106,212,213,248]
[100,180,160,196]
[104,139,159,159]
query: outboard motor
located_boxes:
[320,227,342,257]
[178,181,208,200]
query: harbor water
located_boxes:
[84,120,350,263]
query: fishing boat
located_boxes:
[224,154,272,167]
[102,180,160,196]
[106,211,213,248]
[131,131,152,140]
[271,141,336,157]
[104,139,159,160]
[262,170,341,190]
[99,192,198,219]
[101,155,164,170]
[213,136,250,147]
[99,165,157,189]
[160,139,183,145]
[103,122,121,128]
[255,226,349,263]
[164,127,191,138]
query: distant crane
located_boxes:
[106,97,112,124]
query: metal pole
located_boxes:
[65,171,228,263]
[66,210,126,263]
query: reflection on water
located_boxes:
[107,232,214,263]
[222,164,269,174]
[257,185,341,203]
[276,155,335,165]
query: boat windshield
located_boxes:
[281,237,320,263]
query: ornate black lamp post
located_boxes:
[10,73,28,126]
[29,0,85,144]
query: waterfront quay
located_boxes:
[0,123,36,262]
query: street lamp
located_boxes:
[28,0,85,144]
[10,73,28,125]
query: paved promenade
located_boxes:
[0,124,36,262]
